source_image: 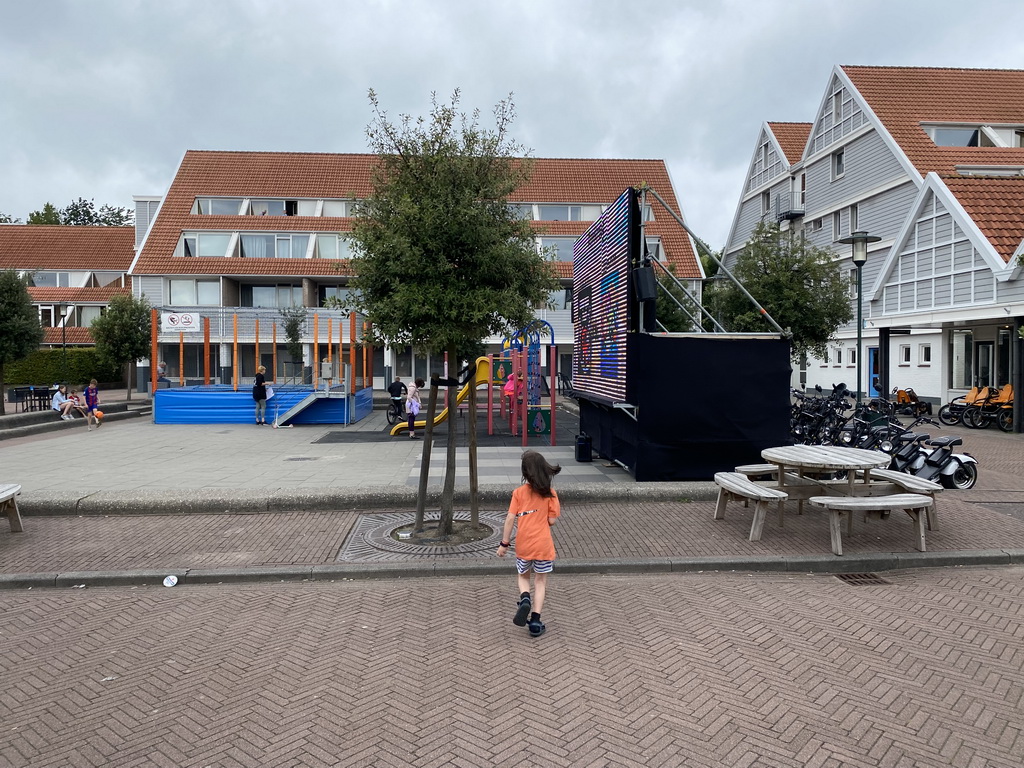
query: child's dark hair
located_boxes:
[521,450,561,498]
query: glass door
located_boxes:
[975,342,994,387]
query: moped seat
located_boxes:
[926,435,962,448]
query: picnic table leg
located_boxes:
[713,488,728,520]
[926,502,939,532]
[749,500,767,542]
[2,497,24,533]
[829,510,844,556]
[910,508,926,552]
[777,499,784,528]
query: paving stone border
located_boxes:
[337,510,506,561]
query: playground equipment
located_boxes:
[389,357,493,436]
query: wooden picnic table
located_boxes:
[761,445,892,503]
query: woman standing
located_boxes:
[252,365,268,425]
[406,377,424,438]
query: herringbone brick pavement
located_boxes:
[2,568,1023,767]
[3,490,1024,576]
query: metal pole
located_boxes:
[856,264,864,405]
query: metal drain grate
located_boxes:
[835,572,891,586]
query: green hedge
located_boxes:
[4,348,122,387]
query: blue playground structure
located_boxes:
[153,384,373,425]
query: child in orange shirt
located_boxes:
[497,450,561,637]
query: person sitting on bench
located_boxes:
[51,385,77,421]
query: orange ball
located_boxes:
[94,410,104,420]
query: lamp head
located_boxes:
[839,230,881,267]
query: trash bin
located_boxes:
[575,433,592,462]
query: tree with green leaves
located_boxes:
[348,89,558,535]
[707,221,852,359]
[278,305,308,381]
[90,294,152,400]
[27,198,133,226]
[0,212,22,224]
[0,270,45,415]
[27,203,61,225]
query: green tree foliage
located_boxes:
[0,270,45,415]
[348,89,557,534]
[707,221,852,359]
[278,306,308,377]
[0,212,22,224]
[27,203,61,225]
[27,198,134,226]
[90,294,152,399]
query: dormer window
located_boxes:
[923,123,1024,148]
[195,198,243,215]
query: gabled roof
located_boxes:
[0,225,134,271]
[842,65,1024,176]
[943,175,1024,264]
[133,150,700,280]
[767,122,812,166]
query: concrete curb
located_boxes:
[3,549,1022,590]
[18,481,721,517]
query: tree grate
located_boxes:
[835,572,891,586]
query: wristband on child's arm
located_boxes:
[499,541,510,548]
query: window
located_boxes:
[509,204,533,219]
[832,90,843,123]
[849,203,858,233]
[761,191,771,215]
[919,344,932,365]
[91,272,122,287]
[811,218,823,231]
[249,199,287,217]
[536,205,603,222]
[820,348,829,366]
[183,233,231,257]
[833,347,842,366]
[847,268,858,299]
[195,198,242,215]
[38,306,55,327]
[759,141,770,170]
[239,234,274,258]
[319,285,351,308]
[832,149,845,180]
[77,306,103,327]
[832,211,842,242]
[899,344,911,365]
[540,237,577,262]
[29,272,71,287]
[848,348,857,366]
[241,284,302,308]
[645,237,663,261]
[169,279,220,306]
[545,287,572,311]
[933,128,981,147]
[315,234,353,259]
[275,233,310,259]
[799,173,806,205]
[321,200,353,217]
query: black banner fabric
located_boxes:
[578,334,791,481]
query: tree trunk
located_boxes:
[0,365,6,416]
[438,344,459,536]
[125,361,133,401]
[468,361,479,526]
[414,375,441,532]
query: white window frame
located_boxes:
[919,344,932,366]
[848,347,857,367]
[849,203,858,233]
[761,190,771,215]
[832,148,845,180]
[833,347,842,367]
[832,211,842,242]
[899,344,911,366]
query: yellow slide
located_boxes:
[390,357,493,436]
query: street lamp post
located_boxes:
[839,231,881,404]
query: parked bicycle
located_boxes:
[962,383,1014,432]
[386,396,405,425]
[937,386,990,426]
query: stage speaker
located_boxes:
[633,266,657,301]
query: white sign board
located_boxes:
[162,312,201,333]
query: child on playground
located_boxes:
[497,450,561,637]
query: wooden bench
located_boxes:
[0,483,24,533]
[856,468,942,530]
[714,472,788,542]
[734,463,779,480]
[807,493,933,556]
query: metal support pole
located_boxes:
[856,264,864,405]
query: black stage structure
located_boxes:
[572,187,791,481]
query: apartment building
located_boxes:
[0,225,134,346]
[131,151,701,387]
[725,66,1024,410]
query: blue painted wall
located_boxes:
[154,385,368,425]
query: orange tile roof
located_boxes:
[942,176,1024,264]
[42,327,94,345]
[29,286,131,303]
[842,66,1024,176]
[767,122,812,165]
[0,225,134,271]
[134,151,701,280]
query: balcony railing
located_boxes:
[157,306,363,343]
[773,192,805,221]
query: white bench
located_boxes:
[734,463,779,480]
[856,468,942,530]
[0,483,24,533]
[808,493,933,556]
[714,472,788,542]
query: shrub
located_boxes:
[4,348,121,386]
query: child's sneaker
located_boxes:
[528,613,545,637]
[513,592,531,626]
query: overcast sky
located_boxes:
[3,0,1024,248]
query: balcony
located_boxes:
[773,192,805,221]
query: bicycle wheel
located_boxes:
[937,404,960,426]
[997,408,1014,433]
[962,406,982,429]
[386,403,399,425]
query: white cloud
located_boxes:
[2,0,1024,245]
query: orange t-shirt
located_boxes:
[508,484,560,560]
